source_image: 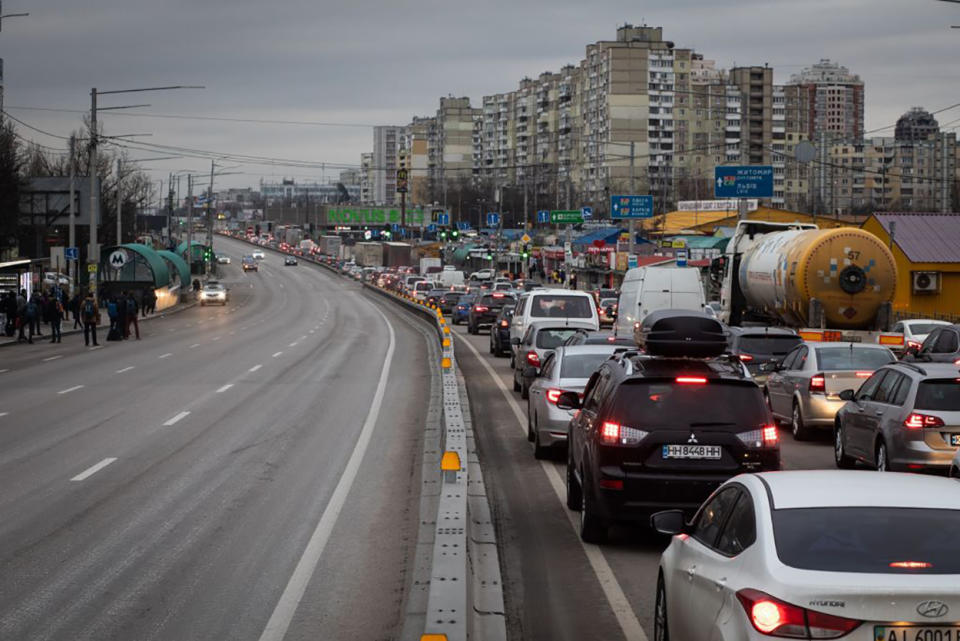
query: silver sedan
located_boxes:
[525,344,622,458]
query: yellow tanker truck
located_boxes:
[718,221,904,347]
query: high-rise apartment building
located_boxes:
[787,59,864,141]
[359,153,373,203]
[430,97,479,196]
[372,125,402,205]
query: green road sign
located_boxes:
[550,210,583,224]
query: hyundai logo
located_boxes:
[687,433,699,444]
[917,600,949,618]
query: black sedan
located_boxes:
[468,292,515,335]
[489,303,516,357]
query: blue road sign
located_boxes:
[537,209,550,224]
[65,247,79,261]
[427,224,437,232]
[610,195,654,219]
[581,206,593,220]
[676,249,688,268]
[714,165,774,198]
[457,221,471,230]
[486,212,500,227]
[391,223,401,232]
[627,255,638,269]
[437,213,450,226]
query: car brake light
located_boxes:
[907,340,922,350]
[954,357,960,366]
[904,413,945,429]
[500,320,509,327]
[526,351,540,367]
[736,589,860,638]
[600,421,620,444]
[855,371,872,378]
[474,305,489,313]
[889,560,932,569]
[492,293,505,298]
[738,354,754,362]
[737,425,779,448]
[676,376,707,384]
[546,388,563,404]
[763,425,778,444]
[809,374,826,393]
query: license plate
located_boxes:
[875,626,960,640]
[951,435,960,447]
[662,444,722,460]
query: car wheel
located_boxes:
[654,574,670,641]
[791,402,811,441]
[834,422,855,469]
[566,447,582,510]
[579,470,608,544]
[533,415,549,459]
[875,440,889,472]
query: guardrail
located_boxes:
[219,234,506,641]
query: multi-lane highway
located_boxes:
[0,236,435,641]
[451,319,835,641]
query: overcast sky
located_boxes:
[1,0,957,193]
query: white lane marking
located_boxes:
[190,343,200,349]
[216,384,234,393]
[58,385,84,395]
[168,328,176,332]
[309,330,315,334]
[249,364,263,372]
[455,333,649,641]
[0,412,8,418]
[213,336,222,341]
[88,346,102,351]
[240,326,247,331]
[279,283,285,289]
[258,298,396,641]
[288,342,297,347]
[158,353,172,359]
[229,331,236,336]
[70,457,117,482]
[116,366,134,374]
[0,369,8,373]
[272,351,283,358]
[163,411,190,426]
[43,355,63,362]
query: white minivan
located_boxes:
[613,267,706,338]
[510,289,599,361]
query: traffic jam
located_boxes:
[235,220,960,639]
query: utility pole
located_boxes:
[116,157,122,245]
[167,172,173,247]
[187,174,193,277]
[629,141,636,257]
[68,135,76,297]
[88,88,99,283]
[207,159,215,253]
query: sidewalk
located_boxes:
[0,300,197,348]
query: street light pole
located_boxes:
[116,157,122,246]
[88,88,99,294]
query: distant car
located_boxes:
[764,341,896,440]
[524,344,622,458]
[893,318,952,353]
[284,256,298,266]
[726,327,802,383]
[903,323,960,364]
[597,298,618,327]
[653,471,960,641]
[437,291,464,315]
[468,292,515,335]
[511,320,597,399]
[452,293,477,325]
[200,282,229,306]
[252,250,265,260]
[216,254,231,265]
[489,303,517,357]
[425,288,450,308]
[242,255,258,272]
[834,361,960,472]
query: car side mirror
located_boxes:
[839,389,855,401]
[556,392,581,411]
[523,366,538,380]
[510,337,521,346]
[650,510,686,536]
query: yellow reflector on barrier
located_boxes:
[441,357,452,369]
[422,635,448,641]
[440,451,461,471]
[442,338,450,348]
[443,326,450,334]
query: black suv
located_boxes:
[561,311,780,543]
[726,326,801,381]
[489,302,516,357]
[468,292,515,335]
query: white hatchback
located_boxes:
[653,470,960,640]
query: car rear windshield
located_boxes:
[561,353,615,378]
[536,329,581,349]
[609,381,768,429]
[738,335,801,355]
[773,507,960,574]
[530,295,594,319]
[908,323,946,335]
[815,347,895,371]
[915,380,960,411]
[480,294,513,306]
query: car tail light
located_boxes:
[904,413,945,429]
[526,351,540,367]
[492,293,505,298]
[737,425,779,448]
[855,371,872,378]
[473,305,489,313]
[598,421,647,446]
[500,320,509,328]
[598,479,623,490]
[738,354,754,362]
[676,376,707,384]
[763,425,778,444]
[546,388,563,404]
[907,340,922,350]
[954,357,960,366]
[600,421,621,444]
[809,374,826,393]
[889,560,932,569]
[736,589,860,638]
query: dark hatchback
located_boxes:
[726,327,802,381]
[438,291,465,315]
[489,303,516,357]
[452,293,477,325]
[563,355,780,543]
[468,292,516,334]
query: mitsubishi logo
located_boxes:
[917,601,949,618]
[687,433,699,444]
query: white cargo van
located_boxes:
[614,267,707,338]
[509,289,599,361]
[438,270,465,287]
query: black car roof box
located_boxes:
[635,310,728,358]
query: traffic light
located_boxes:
[451,229,460,239]
[485,252,493,261]
[439,230,447,240]
[521,244,529,260]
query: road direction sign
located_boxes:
[391,223,401,232]
[486,212,500,227]
[581,206,593,220]
[427,224,437,232]
[457,221,471,230]
[676,249,688,268]
[108,249,128,269]
[714,166,774,198]
[610,195,654,219]
[437,213,450,226]
[537,210,550,224]
[65,247,79,261]
[521,233,531,244]
[550,210,583,224]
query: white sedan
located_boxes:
[653,470,960,640]
[252,250,265,260]
[894,318,952,352]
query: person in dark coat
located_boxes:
[117,291,128,339]
[81,291,100,346]
[45,293,63,343]
[125,292,140,340]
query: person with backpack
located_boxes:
[125,292,140,340]
[81,291,100,346]
[45,293,64,343]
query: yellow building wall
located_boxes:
[861,217,960,319]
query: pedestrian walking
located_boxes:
[24,294,41,344]
[107,296,119,336]
[118,291,129,339]
[45,294,63,343]
[16,289,27,342]
[144,288,156,316]
[81,292,100,346]
[125,292,140,340]
[69,293,82,329]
